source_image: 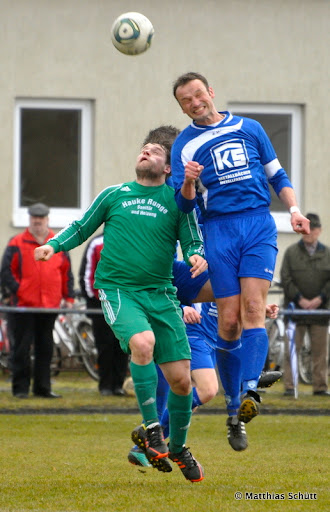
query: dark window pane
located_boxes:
[20,108,81,208]
[234,112,291,212]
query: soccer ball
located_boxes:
[111,12,154,56]
[122,376,135,397]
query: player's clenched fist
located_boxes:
[34,244,54,261]
[184,161,204,182]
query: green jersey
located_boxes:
[48,181,204,291]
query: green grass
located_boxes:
[0,414,329,512]
[0,370,329,413]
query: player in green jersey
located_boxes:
[34,130,206,483]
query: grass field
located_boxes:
[0,414,329,512]
[0,372,329,511]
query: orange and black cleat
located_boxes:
[169,446,204,482]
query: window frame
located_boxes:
[228,103,303,233]
[13,98,93,227]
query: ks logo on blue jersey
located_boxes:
[211,138,249,174]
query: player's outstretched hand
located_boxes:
[34,244,54,261]
[266,303,279,319]
[188,254,208,278]
[291,212,310,235]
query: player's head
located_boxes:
[135,142,171,183]
[173,72,217,125]
[173,72,210,98]
[142,125,180,165]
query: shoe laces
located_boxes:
[147,425,164,445]
[171,447,197,469]
[229,417,245,438]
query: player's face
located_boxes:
[175,79,218,125]
[135,143,169,178]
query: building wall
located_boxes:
[0,0,329,285]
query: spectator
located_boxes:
[281,213,330,396]
[79,233,129,396]
[0,203,74,398]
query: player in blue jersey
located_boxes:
[170,72,310,446]
[129,259,280,465]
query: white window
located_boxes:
[228,103,303,232]
[13,98,93,227]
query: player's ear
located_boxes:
[208,86,215,98]
[164,164,171,175]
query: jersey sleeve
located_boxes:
[48,186,118,253]
[171,138,197,213]
[177,209,205,265]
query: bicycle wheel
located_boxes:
[75,321,99,381]
[298,332,312,384]
[266,319,285,371]
[51,344,62,377]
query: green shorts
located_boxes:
[98,286,191,365]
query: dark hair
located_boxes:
[306,212,321,229]
[173,72,210,98]
[142,125,180,165]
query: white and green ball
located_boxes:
[111,12,154,56]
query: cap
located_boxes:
[306,212,321,229]
[28,203,50,217]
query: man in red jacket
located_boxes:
[1,203,74,398]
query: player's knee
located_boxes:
[129,331,155,362]
[198,384,218,404]
[242,299,265,325]
[170,373,192,395]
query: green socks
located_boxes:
[130,360,158,426]
[167,389,193,454]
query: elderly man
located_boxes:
[1,203,74,398]
[281,213,330,396]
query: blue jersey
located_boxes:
[186,302,218,349]
[171,112,292,218]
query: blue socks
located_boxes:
[160,387,203,439]
[240,328,269,395]
[216,336,242,416]
[155,365,170,419]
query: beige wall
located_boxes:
[0,0,329,284]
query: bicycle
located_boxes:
[0,297,99,381]
[265,279,286,372]
[0,313,11,373]
[52,296,99,381]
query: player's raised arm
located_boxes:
[34,244,54,261]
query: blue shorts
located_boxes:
[189,335,216,370]
[173,259,209,305]
[204,208,278,298]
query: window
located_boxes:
[228,103,303,232]
[14,99,93,227]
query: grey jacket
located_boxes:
[280,239,330,324]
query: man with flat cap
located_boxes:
[0,203,75,398]
[281,213,330,396]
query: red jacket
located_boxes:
[1,229,74,308]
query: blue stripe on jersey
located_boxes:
[171,111,293,218]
